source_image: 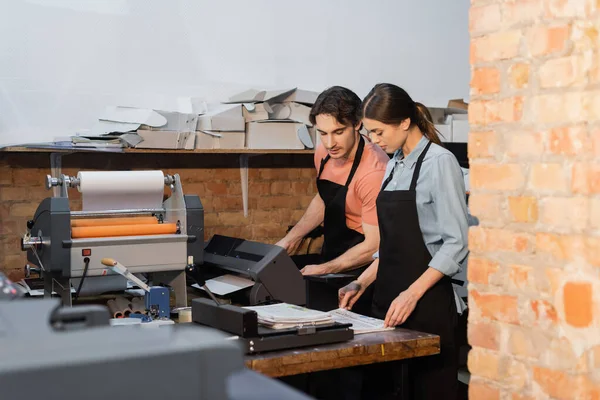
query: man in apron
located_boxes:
[275,86,389,315]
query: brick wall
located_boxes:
[469,1,600,399]
[0,152,316,282]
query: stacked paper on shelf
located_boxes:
[244,303,334,330]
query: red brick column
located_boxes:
[468,1,600,398]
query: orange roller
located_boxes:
[71,217,158,228]
[71,223,178,239]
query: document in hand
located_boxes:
[244,303,334,329]
[329,309,395,334]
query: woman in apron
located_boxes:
[339,83,469,400]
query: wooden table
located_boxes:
[245,328,440,378]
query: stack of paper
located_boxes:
[329,308,395,334]
[244,303,334,330]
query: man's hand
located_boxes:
[338,281,365,310]
[300,264,332,276]
[384,288,421,328]
[275,236,302,255]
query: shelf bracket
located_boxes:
[239,153,263,218]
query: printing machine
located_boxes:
[196,234,306,306]
[21,170,204,308]
[189,238,352,355]
[20,170,307,311]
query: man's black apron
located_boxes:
[371,140,458,400]
[318,134,366,262]
[295,135,374,314]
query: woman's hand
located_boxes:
[338,280,365,310]
[384,288,421,327]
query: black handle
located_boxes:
[185,264,206,287]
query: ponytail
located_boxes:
[414,102,443,146]
[362,83,445,147]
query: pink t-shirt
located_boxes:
[313,138,389,233]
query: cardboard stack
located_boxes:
[427,99,469,143]
[81,88,321,150]
[86,106,199,150]
[195,103,245,149]
[84,106,198,150]
[135,110,198,150]
[221,87,320,150]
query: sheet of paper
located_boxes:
[244,303,332,324]
[329,308,395,334]
[192,274,254,296]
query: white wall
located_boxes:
[0,0,470,145]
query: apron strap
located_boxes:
[317,155,330,179]
[409,140,433,191]
[317,134,365,185]
[381,140,433,191]
[344,135,365,187]
[381,163,396,190]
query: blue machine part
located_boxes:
[129,313,153,323]
[144,287,170,319]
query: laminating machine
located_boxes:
[20,170,204,308]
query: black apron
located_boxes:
[296,135,373,315]
[318,134,366,261]
[372,141,458,400]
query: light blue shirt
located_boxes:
[373,136,470,279]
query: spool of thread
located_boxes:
[71,223,177,239]
[178,308,192,323]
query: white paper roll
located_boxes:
[77,170,165,212]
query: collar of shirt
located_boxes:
[392,136,429,169]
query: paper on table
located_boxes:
[329,308,395,334]
[244,303,334,330]
[78,170,165,212]
[192,274,254,296]
[244,303,332,324]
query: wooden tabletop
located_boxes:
[244,328,440,377]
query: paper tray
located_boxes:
[256,321,352,337]
[244,323,354,354]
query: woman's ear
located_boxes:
[401,117,411,131]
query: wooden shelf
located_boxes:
[0,146,315,155]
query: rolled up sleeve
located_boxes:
[428,154,469,277]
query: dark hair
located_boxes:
[362,83,443,146]
[309,86,362,128]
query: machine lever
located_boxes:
[185,264,221,306]
[101,258,150,292]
